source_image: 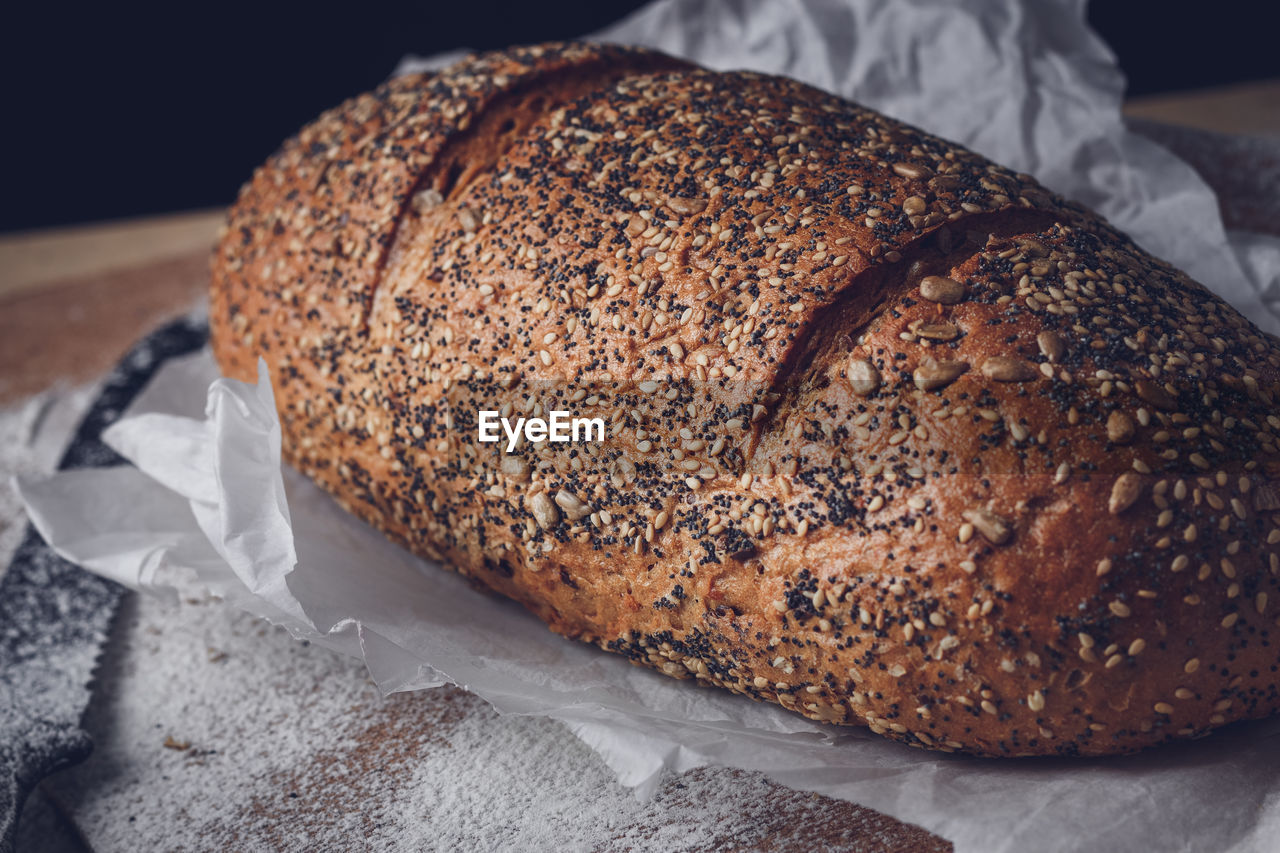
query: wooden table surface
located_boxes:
[2,79,1277,851]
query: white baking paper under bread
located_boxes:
[17,1,1280,851]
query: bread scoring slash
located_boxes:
[210,42,1280,757]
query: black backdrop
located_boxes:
[2,1,1275,233]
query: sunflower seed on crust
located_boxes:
[1109,472,1143,515]
[919,276,966,304]
[913,358,968,391]
[961,508,1013,545]
[981,356,1037,382]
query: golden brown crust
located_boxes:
[211,42,1280,757]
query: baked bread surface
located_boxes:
[211,42,1280,756]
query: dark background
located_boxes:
[2,1,1276,234]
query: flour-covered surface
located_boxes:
[0,317,210,851]
[1,389,97,853]
[40,589,944,852]
[0,390,115,853]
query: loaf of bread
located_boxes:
[210,42,1280,757]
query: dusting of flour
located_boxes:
[38,584,939,851]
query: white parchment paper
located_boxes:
[17,1,1280,850]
